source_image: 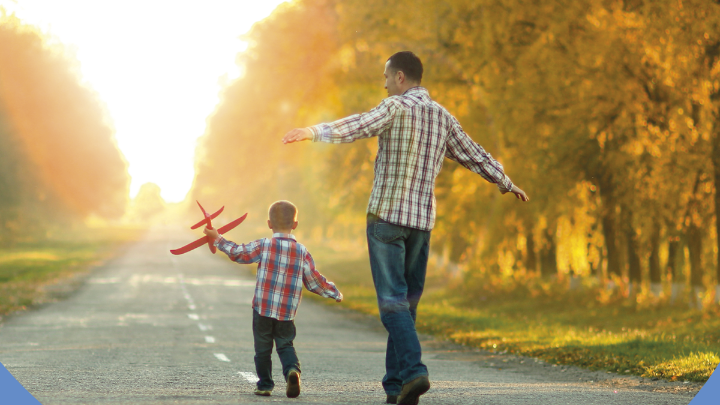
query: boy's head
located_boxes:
[267,200,298,232]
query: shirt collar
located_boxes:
[272,233,296,240]
[402,86,428,96]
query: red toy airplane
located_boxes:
[170,201,248,255]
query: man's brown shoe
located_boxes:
[286,369,301,398]
[397,375,430,405]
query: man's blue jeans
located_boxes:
[252,309,300,391]
[366,214,430,395]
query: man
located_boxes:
[282,51,528,405]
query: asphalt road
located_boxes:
[0,227,700,404]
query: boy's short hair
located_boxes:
[268,200,298,229]
[387,51,423,83]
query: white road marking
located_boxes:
[205,336,215,343]
[238,372,259,383]
[198,323,212,331]
[188,304,196,310]
[214,353,230,362]
[188,314,199,320]
[88,277,121,284]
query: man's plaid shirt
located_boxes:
[214,233,342,321]
[309,86,514,231]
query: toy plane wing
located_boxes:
[190,206,223,229]
[170,212,248,255]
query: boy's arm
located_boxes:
[282,98,398,144]
[301,252,343,302]
[213,235,263,264]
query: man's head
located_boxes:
[384,51,423,96]
[267,200,298,232]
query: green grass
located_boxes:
[0,226,144,318]
[307,242,720,383]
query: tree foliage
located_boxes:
[0,15,129,240]
[193,0,720,301]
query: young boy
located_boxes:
[203,200,343,398]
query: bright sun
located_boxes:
[1,0,288,203]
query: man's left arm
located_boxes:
[445,120,529,202]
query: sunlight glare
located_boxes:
[1,0,288,203]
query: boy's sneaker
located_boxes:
[286,369,301,398]
[386,394,398,403]
[254,388,272,396]
[397,375,430,405]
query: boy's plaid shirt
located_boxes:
[309,86,514,231]
[214,233,342,321]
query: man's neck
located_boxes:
[398,83,420,94]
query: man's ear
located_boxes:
[291,221,298,230]
[396,70,406,84]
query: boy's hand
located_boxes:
[335,292,343,303]
[203,227,220,242]
[282,128,313,144]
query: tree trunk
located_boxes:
[667,239,680,280]
[668,237,685,304]
[649,219,662,283]
[540,226,557,277]
[713,122,720,296]
[599,173,621,278]
[624,211,641,298]
[525,226,537,273]
[687,223,704,309]
[626,222,642,285]
[687,223,703,288]
[602,209,621,278]
[649,219,662,296]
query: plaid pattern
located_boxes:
[309,86,514,231]
[215,233,342,321]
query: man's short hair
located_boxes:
[387,51,423,83]
[268,200,298,229]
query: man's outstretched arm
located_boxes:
[282,98,398,144]
[445,120,529,202]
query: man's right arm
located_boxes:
[282,99,398,144]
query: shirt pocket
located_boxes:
[373,221,406,243]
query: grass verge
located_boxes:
[0,226,145,319]
[307,243,720,384]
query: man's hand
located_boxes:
[282,128,313,144]
[203,226,220,241]
[511,185,529,202]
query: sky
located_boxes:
[1,0,289,203]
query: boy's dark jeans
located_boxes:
[252,309,301,391]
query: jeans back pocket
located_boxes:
[373,221,406,243]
